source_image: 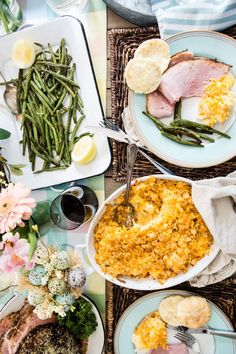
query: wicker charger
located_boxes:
[109,25,236,182]
[106,26,236,354]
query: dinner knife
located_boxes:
[85,125,129,143]
[186,327,236,339]
[85,125,175,175]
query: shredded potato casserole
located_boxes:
[94,177,213,283]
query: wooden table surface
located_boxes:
[105,7,136,198]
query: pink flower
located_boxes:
[0,232,34,272]
[0,183,36,234]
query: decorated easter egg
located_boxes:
[28,265,46,286]
[34,243,49,264]
[51,251,70,270]
[48,278,67,295]
[68,267,86,288]
[55,292,75,306]
[28,289,45,306]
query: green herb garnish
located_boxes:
[57,297,98,340]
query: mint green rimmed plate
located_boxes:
[129,31,236,168]
[114,290,236,354]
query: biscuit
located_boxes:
[159,295,184,326]
[176,296,211,328]
[124,57,162,94]
[134,39,170,73]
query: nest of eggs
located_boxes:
[17,242,87,319]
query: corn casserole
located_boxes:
[94,177,213,283]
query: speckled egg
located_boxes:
[51,251,70,270]
[48,278,67,295]
[68,267,86,288]
[34,244,49,264]
[55,292,75,306]
[28,265,46,286]
[28,289,45,306]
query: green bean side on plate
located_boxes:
[143,100,231,148]
[1,38,92,174]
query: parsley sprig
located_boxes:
[57,297,98,340]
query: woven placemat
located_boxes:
[109,25,236,182]
[106,279,236,354]
[107,25,236,354]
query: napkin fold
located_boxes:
[150,0,236,39]
[122,107,236,286]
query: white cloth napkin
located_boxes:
[150,0,236,39]
[122,107,236,287]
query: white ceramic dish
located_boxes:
[86,174,219,290]
[0,294,104,354]
[0,16,111,190]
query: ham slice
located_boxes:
[151,343,188,354]
[146,91,174,118]
[168,51,194,68]
[146,51,194,119]
[159,58,230,104]
[0,303,56,354]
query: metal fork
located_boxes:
[174,331,201,354]
[100,118,175,176]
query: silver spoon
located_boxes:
[114,143,138,228]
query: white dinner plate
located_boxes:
[86,174,219,290]
[114,290,236,354]
[0,16,110,190]
[0,293,104,354]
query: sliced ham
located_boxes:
[168,51,194,68]
[146,91,174,118]
[151,343,188,354]
[159,58,230,104]
[0,303,56,354]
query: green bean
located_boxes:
[60,38,66,64]
[30,81,53,113]
[173,119,231,138]
[17,69,24,112]
[161,131,204,147]
[142,111,165,129]
[33,67,47,91]
[54,77,76,97]
[161,126,202,144]
[40,115,60,154]
[23,68,33,100]
[36,61,69,68]
[70,115,85,150]
[34,165,67,174]
[48,43,57,64]
[72,96,78,123]
[174,100,182,121]
[42,66,78,87]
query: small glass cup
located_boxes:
[50,185,98,230]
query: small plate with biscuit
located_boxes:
[114,289,236,354]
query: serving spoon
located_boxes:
[114,143,138,228]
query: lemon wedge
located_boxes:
[12,39,36,69]
[71,136,96,164]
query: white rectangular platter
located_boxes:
[0,16,111,190]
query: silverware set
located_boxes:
[171,325,236,354]
[86,118,175,175]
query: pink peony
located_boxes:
[0,232,34,272]
[0,183,36,234]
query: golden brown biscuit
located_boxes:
[159,295,184,326]
[134,39,170,73]
[176,296,211,328]
[124,57,162,94]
